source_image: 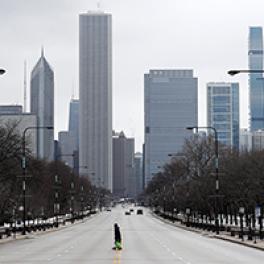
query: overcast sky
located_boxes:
[1,0,264,151]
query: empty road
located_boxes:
[0,206,264,263]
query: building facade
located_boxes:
[79,11,112,190]
[30,48,54,161]
[0,105,22,114]
[69,99,79,151]
[112,131,135,198]
[144,70,198,187]
[249,27,264,131]
[207,82,239,149]
[58,131,75,168]
[240,129,253,152]
[134,152,143,197]
[252,130,264,151]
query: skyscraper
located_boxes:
[112,131,135,198]
[134,152,143,196]
[207,82,239,149]
[249,27,264,131]
[79,11,112,190]
[30,48,54,161]
[69,99,79,151]
[144,70,198,187]
[58,131,75,168]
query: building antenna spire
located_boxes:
[23,60,27,112]
[41,46,44,57]
[71,80,75,99]
[97,0,101,10]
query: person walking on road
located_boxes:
[113,223,122,250]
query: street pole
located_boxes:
[22,126,53,235]
[55,153,75,226]
[172,182,175,222]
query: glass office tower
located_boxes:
[30,48,54,161]
[207,83,239,149]
[144,70,198,187]
[249,27,264,131]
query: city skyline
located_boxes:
[1,0,264,151]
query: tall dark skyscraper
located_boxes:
[30,48,54,161]
[249,27,264,131]
[79,11,112,190]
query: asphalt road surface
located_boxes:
[0,206,264,263]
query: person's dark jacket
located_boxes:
[114,224,121,242]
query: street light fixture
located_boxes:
[0,69,6,75]
[21,126,53,235]
[186,126,220,234]
[228,69,264,76]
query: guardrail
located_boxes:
[0,210,97,239]
[153,209,264,242]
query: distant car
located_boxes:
[129,208,134,212]
[106,208,111,212]
[137,209,143,215]
[125,211,131,215]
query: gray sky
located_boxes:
[1,0,264,151]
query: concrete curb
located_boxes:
[212,235,264,251]
[151,211,264,251]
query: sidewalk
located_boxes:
[151,211,264,251]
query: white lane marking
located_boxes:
[149,233,192,264]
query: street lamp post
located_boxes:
[163,186,166,214]
[22,126,53,235]
[80,185,84,219]
[172,182,175,222]
[186,126,220,234]
[186,208,191,227]
[54,174,60,227]
[239,206,245,241]
[0,69,6,75]
[56,153,78,223]
[70,181,75,223]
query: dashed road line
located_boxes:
[149,232,192,264]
